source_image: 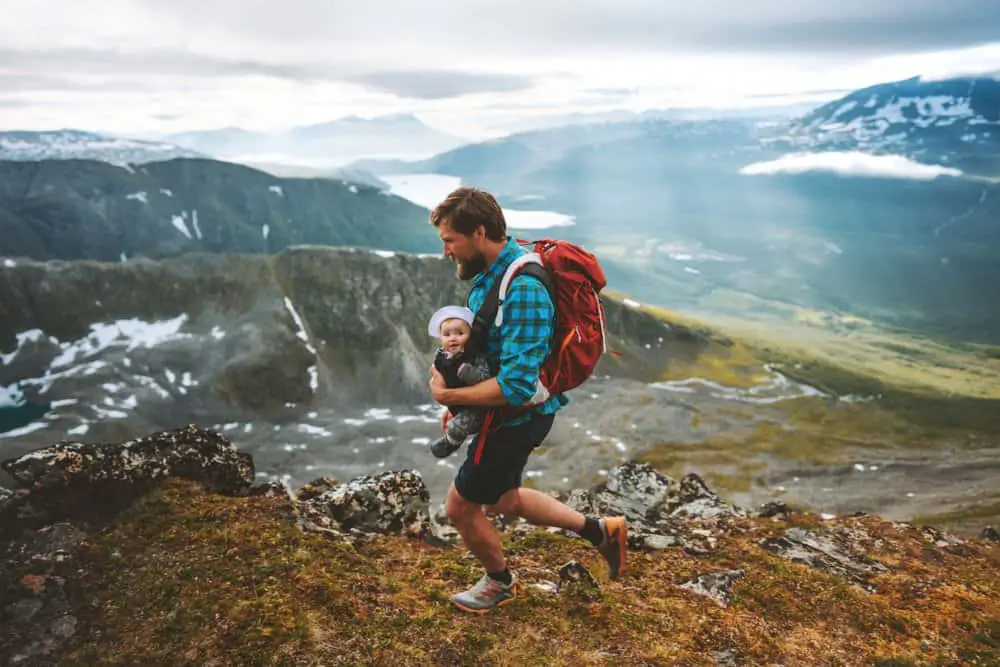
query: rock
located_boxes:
[670,473,749,519]
[246,480,294,499]
[757,501,792,518]
[297,469,432,539]
[1,425,254,494]
[600,461,675,520]
[982,525,999,542]
[679,569,745,607]
[564,463,744,552]
[296,477,341,503]
[558,561,601,601]
[49,614,77,640]
[4,598,43,624]
[714,648,740,667]
[760,526,889,590]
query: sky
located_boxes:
[2,0,999,140]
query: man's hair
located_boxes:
[430,187,507,242]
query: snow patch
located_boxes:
[269,185,284,196]
[740,151,963,181]
[191,210,203,239]
[125,191,148,203]
[171,214,192,239]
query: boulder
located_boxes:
[563,461,747,552]
[296,470,432,540]
[760,526,889,591]
[679,569,745,607]
[2,425,254,494]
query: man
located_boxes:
[428,186,627,614]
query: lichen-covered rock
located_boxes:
[563,462,745,551]
[671,473,749,519]
[295,477,341,503]
[298,470,432,539]
[558,561,601,602]
[1,425,254,494]
[246,479,294,499]
[679,569,745,607]
[760,526,889,590]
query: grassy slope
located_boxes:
[44,479,1000,666]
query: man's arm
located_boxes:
[431,372,508,407]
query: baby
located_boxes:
[427,305,492,458]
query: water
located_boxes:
[381,173,577,230]
[0,402,51,438]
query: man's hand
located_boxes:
[429,363,450,404]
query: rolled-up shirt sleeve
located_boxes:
[495,275,555,406]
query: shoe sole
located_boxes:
[605,516,628,580]
[451,582,520,615]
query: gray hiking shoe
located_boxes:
[597,517,627,580]
[451,573,520,614]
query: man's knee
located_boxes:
[487,488,521,517]
[445,484,480,524]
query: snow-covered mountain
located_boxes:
[165,114,468,167]
[0,130,203,165]
[786,76,1000,175]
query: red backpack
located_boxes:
[469,237,608,405]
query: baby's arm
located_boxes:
[457,355,493,386]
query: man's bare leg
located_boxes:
[445,483,507,572]
[488,487,585,532]
[446,485,588,574]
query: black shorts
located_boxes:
[453,411,556,506]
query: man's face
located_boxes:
[438,221,487,280]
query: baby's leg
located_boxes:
[431,410,474,458]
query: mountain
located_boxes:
[0,130,204,165]
[353,78,1000,342]
[237,161,391,190]
[0,158,438,262]
[2,247,999,535]
[787,75,1000,176]
[165,114,468,166]
[490,98,835,134]
[0,246,722,502]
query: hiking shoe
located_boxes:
[430,436,461,459]
[597,517,627,580]
[451,573,520,614]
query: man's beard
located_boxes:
[456,252,487,280]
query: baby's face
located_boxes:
[439,318,471,354]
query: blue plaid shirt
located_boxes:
[468,238,569,427]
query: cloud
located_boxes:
[128,0,1000,57]
[739,151,964,180]
[2,0,998,135]
[349,70,535,99]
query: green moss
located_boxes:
[34,480,996,666]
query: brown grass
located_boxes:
[35,479,1000,666]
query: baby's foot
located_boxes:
[430,436,462,459]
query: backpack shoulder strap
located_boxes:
[468,253,554,354]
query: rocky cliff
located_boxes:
[0,158,437,262]
[3,246,1000,540]
[1,427,997,665]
